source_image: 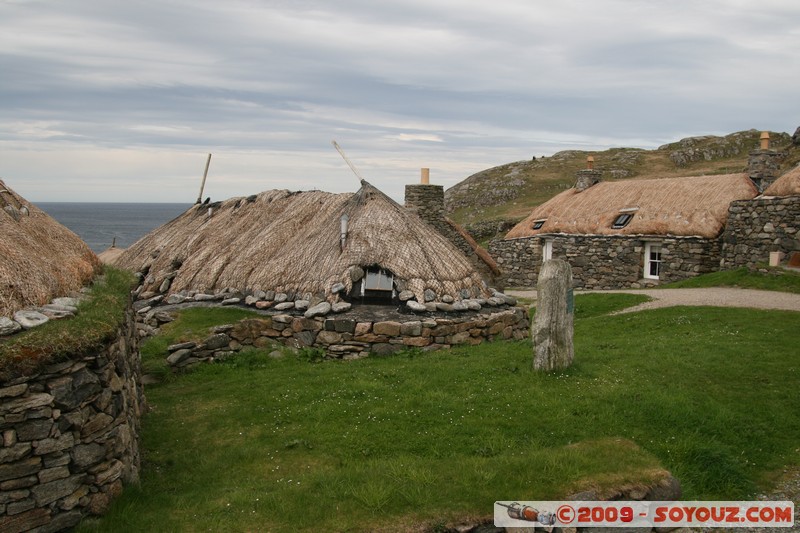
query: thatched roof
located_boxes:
[0,179,101,317]
[505,173,758,240]
[97,246,126,265]
[763,165,800,197]
[114,180,490,302]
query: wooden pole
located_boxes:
[196,153,212,204]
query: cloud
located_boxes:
[0,0,798,202]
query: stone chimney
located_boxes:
[748,131,785,193]
[574,156,602,192]
[405,168,445,226]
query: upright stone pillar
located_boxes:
[532,259,574,371]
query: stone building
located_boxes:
[114,178,500,309]
[489,133,797,289]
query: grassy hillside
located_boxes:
[447,129,799,239]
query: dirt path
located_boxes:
[507,287,800,313]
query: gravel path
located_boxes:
[507,287,800,314]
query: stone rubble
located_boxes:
[1,294,89,338]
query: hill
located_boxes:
[446,129,800,240]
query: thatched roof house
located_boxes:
[114,180,490,304]
[0,179,101,317]
[505,173,758,240]
[763,164,800,197]
[490,167,766,289]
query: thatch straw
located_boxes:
[0,179,101,317]
[114,180,490,302]
[763,165,800,197]
[505,173,758,240]
[97,246,126,265]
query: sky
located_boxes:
[1,0,798,203]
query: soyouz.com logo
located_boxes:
[494,501,795,528]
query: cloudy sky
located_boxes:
[1,0,798,203]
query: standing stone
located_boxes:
[532,259,574,372]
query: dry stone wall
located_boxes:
[490,235,720,289]
[0,306,143,533]
[157,306,530,370]
[720,196,800,269]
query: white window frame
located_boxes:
[643,242,662,280]
[542,239,553,262]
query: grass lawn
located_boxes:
[77,298,800,532]
[663,267,800,294]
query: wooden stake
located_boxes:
[196,153,212,204]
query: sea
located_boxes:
[37,203,192,254]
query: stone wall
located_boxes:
[490,235,721,289]
[720,196,800,269]
[0,305,143,532]
[162,306,530,370]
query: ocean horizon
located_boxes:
[37,202,192,254]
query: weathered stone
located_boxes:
[0,443,31,463]
[292,331,315,347]
[441,294,454,303]
[402,336,430,347]
[331,301,351,313]
[435,303,454,312]
[452,301,468,311]
[0,383,28,398]
[255,301,272,309]
[273,314,293,324]
[221,297,241,305]
[264,290,276,300]
[354,322,371,335]
[398,290,415,301]
[193,293,217,301]
[167,341,196,352]
[424,302,437,312]
[166,349,193,366]
[532,259,574,372]
[3,393,54,414]
[33,433,74,455]
[204,333,231,350]
[331,319,356,333]
[0,456,42,482]
[273,302,295,311]
[51,297,79,308]
[465,300,482,311]
[38,466,70,484]
[81,412,114,440]
[423,289,436,302]
[165,294,186,304]
[12,310,49,330]
[317,331,343,344]
[244,295,260,305]
[304,302,331,318]
[0,317,23,336]
[16,419,53,441]
[406,300,427,312]
[71,443,105,469]
[294,299,309,311]
[373,321,401,336]
[451,331,471,344]
[349,266,365,282]
[31,474,84,506]
[0,507,50,533]
[331,282,346,294]
[371,343,401,356]
[274,292,288,303]
[400,321,422,336]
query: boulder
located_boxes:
[423,289,436,302]
[406,301,427,313]
[398,290,415,302]
[13,310,49,329]
[0,317,22,336]
[294,300,310,311]
[332,302,351,313]
[304,302,331,319]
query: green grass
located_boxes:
[663,267,800,294]
[0,267,134,381]
[140,307,263,378]
[77,300,800,532]
[573,293,651,318]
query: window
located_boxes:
[360,266,395,304]
[644,243,662,280]
[611,213,634,229]
[532,219,546,230]
[542,239,553,262]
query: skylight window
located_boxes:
[611,213,634,229]
[532,219,547,230]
